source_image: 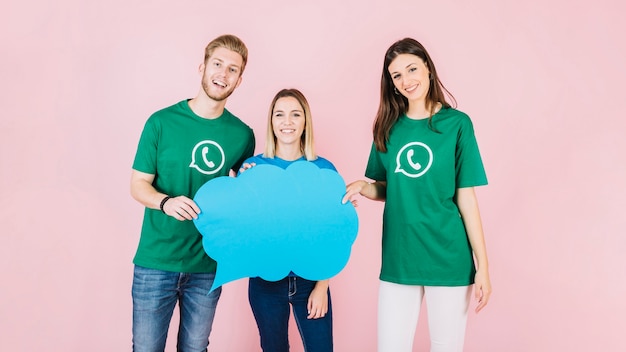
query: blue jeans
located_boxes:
[132,265,222,352]
[248,276,333,352]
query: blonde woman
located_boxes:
[240,88,335,352]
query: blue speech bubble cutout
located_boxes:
[193,161,359,292]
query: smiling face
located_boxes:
[272,96,305,150]
[387,53,431,105]
[200,47,244,102]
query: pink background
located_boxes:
[2,0,625,351]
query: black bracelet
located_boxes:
[159,196,171,213]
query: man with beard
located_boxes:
[129,34,255,352]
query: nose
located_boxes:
[283,115,294,124]
[401,76,410,88]
[216,66,229,78]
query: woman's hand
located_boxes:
[473,268,492,313]
[342,180,386,204]
[238,162,256,174]
[342,180,369,205]
[307,280,329,319]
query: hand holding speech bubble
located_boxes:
[193,161,359,292]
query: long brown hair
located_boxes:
[373,38,456,152]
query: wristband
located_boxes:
[159,196,171,213]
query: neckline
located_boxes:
[184,99,228,121]
[274,155,305,162]
[402,105,446,122]
[404,103,444,120]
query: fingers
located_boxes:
[307,301,328,319]
[163,196,200,221]
[342,183,363,204]
[341,193,352,204]
[475,295,487,313]
[307,291,329,319]
[238,162,256,174]
[474,284,491,313]
[342,182,357,204]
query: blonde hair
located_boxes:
[204,34,248,74]
[263,88,317,161]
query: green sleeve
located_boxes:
[365,142,387,181]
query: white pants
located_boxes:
[378,281,472,352]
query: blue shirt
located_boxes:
[242,154,337,172]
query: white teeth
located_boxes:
[405,84,418,92]
[213,80,226,87]
[281,129,295,133]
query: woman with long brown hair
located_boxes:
[343,38,492,352]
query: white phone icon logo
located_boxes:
[394,142,433,178]
[202,146,215,168]
[407,149,422,170]
[190,140,225,175]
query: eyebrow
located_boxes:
[273,109,304,114]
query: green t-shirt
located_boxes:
[365,107,487,286]
[132,100,255,273]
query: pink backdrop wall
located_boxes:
[2,0,625,350]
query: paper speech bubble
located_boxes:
[193,161,358,292]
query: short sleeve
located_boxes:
[365,142,387,181]
[232,129,256,172]
[132,116,160,175]
[455,116,488,188]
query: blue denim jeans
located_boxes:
[248,276,333,352]
[132,265,222,352]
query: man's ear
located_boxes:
[234,75,243,89]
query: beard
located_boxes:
[201,73,236,102]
